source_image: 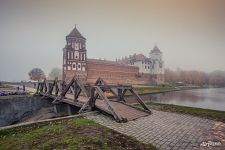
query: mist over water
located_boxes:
[0,0,225,81]
[149,88,225,111]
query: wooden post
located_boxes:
[89,87,96,109]
[74,80,77,101]
[120,89,127,102]
[55,79,59,96]
[40,83,43,92]
[36,82,40,94]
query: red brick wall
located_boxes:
[63,61,162,85]
[86,62,152,85]
[64,70,87,83]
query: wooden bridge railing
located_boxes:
[35,76,151,122]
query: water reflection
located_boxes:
[147,88,225,111]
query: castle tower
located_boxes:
[149,46,164,84]
[149,46,162,61]
[62,26,87,82]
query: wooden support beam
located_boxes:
[95,86,123,122]
[61,78,74,97]
[118,88,122,101]
[129,88,151,112]
[44,79,49,93]
[61,81,66,92]
[75,88,81,99]
[40,83,43,92]
[78,97,91,113]
[89,87,95,109]
[36,82,40,94]
[55,80,59,96]
[49,80,56,95]
[119,89,127,102]
[75,78,88,97]
[73,80,78,101]
[53,78,74,103]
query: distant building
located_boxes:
[63,26,165,85]
[117,46,165,84]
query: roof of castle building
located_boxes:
[116,53,151,65]
[150,46,161,53]
[133,54,149,61]
[66,26,86,39]
[87,58,136,67]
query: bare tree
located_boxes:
[28,68,45,81]
[165,68,225,86]
[48,67,62,80]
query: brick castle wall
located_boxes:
[86,61,152,85]
[63,59,162,85]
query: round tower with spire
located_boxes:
[62,25,87,81]
[149,45,164,84]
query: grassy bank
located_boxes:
[0,84,13,89]
[144,102,225,123]
[0,117,156,150]
[134,86,177,94]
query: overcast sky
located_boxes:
[0,0,225,81]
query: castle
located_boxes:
[62,26,164,85]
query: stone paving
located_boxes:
[85,110,225,150]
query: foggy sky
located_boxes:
[0,0,225,81]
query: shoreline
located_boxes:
[135,102,225,123]
[119,86,213,98]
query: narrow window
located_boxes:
[68,52,70,59]
[71,52,73,59]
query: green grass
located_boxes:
[0,84,13,88]
[134,86,177,94]
[143,102,225,122]
[0,117,157,150]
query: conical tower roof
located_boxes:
[151,45,161,53]
[67,26,86,39]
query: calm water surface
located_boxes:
[146,88,225,111]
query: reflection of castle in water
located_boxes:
[149,90,206,103]
[147,88,225,111]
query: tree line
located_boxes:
[28,67,62,81]
[165,69,225,87]
[28,67,225,87]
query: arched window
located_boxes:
[72,62,76,70]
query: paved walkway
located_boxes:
[86,110,225,150]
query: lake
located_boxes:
[145,88,225,111]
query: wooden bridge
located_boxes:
[35,77,151,122]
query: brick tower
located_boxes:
[62,25,87,82]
